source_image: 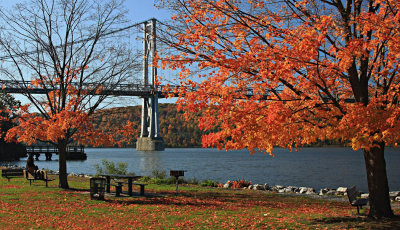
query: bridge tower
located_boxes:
[136,19,165,151]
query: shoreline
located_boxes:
[3,165,400,205]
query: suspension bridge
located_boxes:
[1,19,166,151]
[0,18,353,152]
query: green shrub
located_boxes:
[187,178,199,185]
[139,176,151,183]
[167,176,186,184]
[166,176,176,184]
[152,178,168,185]
[151,176,185,185]
[93,159,134,176]
[152,170,166,179]
[200,180,219,187]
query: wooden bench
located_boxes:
[132,183,147,196]
[24,170,55,187]
[118,181,147,196]
[1,168,24,181]
[347,186,368,214]
[109,182,124,197]
[120,182,146,196]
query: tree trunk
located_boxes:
[363,142,393,218]
[58,142,69,189]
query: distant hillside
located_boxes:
[92,103,203,148]
[92,103,346,149]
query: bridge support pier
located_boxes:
[136,137,164,151]
[136,19,164,151]
[137,93,164,151]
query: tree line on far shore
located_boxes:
[91,103,203,148]
[90,103,346,149]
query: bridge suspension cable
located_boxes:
[0,18,159,61]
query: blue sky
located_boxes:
[0,0,176,107]
[125,1,172,22]
[1,0,172,22]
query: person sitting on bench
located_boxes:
[26,154,39,176]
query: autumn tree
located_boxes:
[0,91,20,140]
[0,0,140,188]
[0,91,20,125]
[158,0,400,218]
[0,91,26,161]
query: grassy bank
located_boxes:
[0,175,399,229]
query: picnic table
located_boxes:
[99,174,144,196]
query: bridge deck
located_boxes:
[1,80,355,102]
[1,80,168,97]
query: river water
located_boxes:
[2,147,399,192]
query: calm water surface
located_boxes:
[2,147,400,192]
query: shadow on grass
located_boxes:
[311,215,400,229]
[103,195,225,207]
[95,189,248,207]
[100,190,295,210]
[65,187,90,192]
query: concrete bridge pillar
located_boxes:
[137,19,164,151]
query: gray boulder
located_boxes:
[305,188,316,195]
[389,191,400,200]
[253,184,265,190]
[319,188,329,196]
[283,188,292,193]
[336,187,347,196]
[326,190,336,196]
[275,185,284,190]
[299,187,308,194]
[286,186,298,193]
[270,186,279,192]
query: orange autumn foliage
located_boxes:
[159,0,400,218]
[4,90,116,148]
[159,0,400,154]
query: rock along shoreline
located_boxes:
[222,181,400,202]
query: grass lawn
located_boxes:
[0,175,399,229]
